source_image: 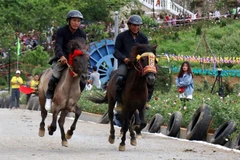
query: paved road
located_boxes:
[0,109,240,160]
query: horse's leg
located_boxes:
[119,110,129,151]
[66,106,82,139]
[38,93,47,137]
[48,106,59,135]
[108,99,115,144]
[128,111,137,146]
[58,110,69,147]
[135,108,147,139]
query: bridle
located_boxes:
[134,52,158,77]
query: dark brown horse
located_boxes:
[38,38,89,147]
[88,44,158,151]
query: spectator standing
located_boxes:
[10,70,23,109]
[120,20,127,33]
[172,15,177,26]
[175,61,194,100]
[87,66,100,89]
[214,9,221,22]
[27,74,39,103]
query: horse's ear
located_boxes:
[152,44,158,49]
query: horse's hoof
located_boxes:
[66,133,72,139]
[48,125,53,135]
[136,134,142,139]
[62,140,68,147]
[130,139,137,146]
[108,136,115,144]
[132,125,140,131]
[38,129,45,137]
[119,144,126,151]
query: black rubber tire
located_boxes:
[2,95,11,108]
[0,97,3,108]
[148,113,164,133]
[186,104,212,140]
[230,133,240,149]
[99,111,109,124]
[209,121,237,145]
[166,111,182,137]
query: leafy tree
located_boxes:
[20,46,50,67]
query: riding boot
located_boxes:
[80,80,86,92]
[45,75,59,111]
[115,75,125,104]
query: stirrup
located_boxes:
[45,99,52,111]
[145,103,151,110]
[114,102,123,112]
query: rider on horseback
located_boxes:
[113,15,155,104]
[45,10,86,110]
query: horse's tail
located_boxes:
[87,92,108,104]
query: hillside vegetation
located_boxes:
[145,18,240,58]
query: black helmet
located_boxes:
[66,10,83,21]
[127,15,143,25]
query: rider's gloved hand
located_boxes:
[123,58,130,64]
[59,56,67,64]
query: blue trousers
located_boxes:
[11,88,20,108]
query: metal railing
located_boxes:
[139,0,194,17]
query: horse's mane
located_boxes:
[129,44,157,62]
[66,38,86,54]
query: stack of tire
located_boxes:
[0,93,40,111]
[0,95,11,109]
[0,96,3,108]
[27,94,40,111]
[146,104,240,149]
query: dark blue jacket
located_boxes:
[113,30,148,65]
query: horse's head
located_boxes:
[67,38,89,81]
[130,44,158,85]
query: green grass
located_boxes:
[152,19,240,57]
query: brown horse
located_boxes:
[88,44,158,151]
[38,38,89,147]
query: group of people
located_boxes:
[16,30,39,52]
[10,70,39,109]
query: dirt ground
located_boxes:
[0,109,240,160]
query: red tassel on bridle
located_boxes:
[68,49,83,76]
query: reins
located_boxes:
[57,49,84,77]
[57,59,78,77]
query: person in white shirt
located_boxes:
[87,66,101,89]
[214,9,221,22]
